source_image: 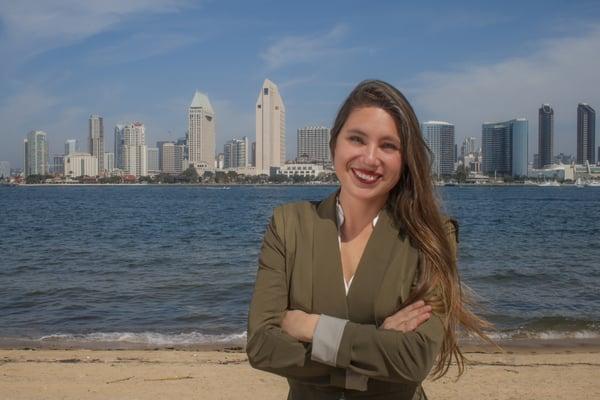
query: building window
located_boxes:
[264,88,269,95]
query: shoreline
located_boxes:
[1,336,599,353]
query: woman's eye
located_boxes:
[349,136,363,144]
[382,143,399,151]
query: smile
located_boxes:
[351,168,381,184]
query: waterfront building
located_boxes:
[538,104,554,168]
[64,152,98,177]
[50,155,64,175]
[114,125,125,169]
[24,130,49,176]
[89,114,104,173]
[251,141,256,167]
[577,103,596,164]
[104,152,114,173]
[147,147,159,174]
[481,118,528,177]
[272,163,325,178]
[120,122,147,177]
[255,79,286,174]
[156,140,172,172]
[223,137,248,169]
[460,137,477,159]
[297,126,330,164]
[0,161,10,178]
[188,91,215,168]
[160,142,175,174]
[174,144,186,173]
[216,153,225,169]
[65,139,78,155]
[421,121,455,177]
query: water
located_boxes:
[0,185,599,347]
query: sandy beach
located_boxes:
[1,342,599,399]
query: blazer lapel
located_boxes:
[346,208,400,324]
[312,191,348,319]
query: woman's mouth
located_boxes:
[351,168,381,184]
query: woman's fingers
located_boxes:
[381,301,433,331]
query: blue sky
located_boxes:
[1,0,600,168]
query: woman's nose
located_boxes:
[363,144,379,165]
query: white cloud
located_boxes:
[0,0,191,62]
[411,26,600,156]
[261,24,358,70]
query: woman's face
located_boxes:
[333,106,403,205]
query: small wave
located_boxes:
[485,329,600,340]
[37,331,247,346]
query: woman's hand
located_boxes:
[281,310,320,342]
[381,300,432,332]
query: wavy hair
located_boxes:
[329,79,493,379]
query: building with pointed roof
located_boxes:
[255,79,285,174]
[188,90,215,168]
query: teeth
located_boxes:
[354,169,378,182]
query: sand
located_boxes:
[0,344,599,399]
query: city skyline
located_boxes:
[2,2,600,168]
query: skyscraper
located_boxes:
[89,114,104,173]
[223,137,248,169]
[114,124,125,169]
[297,126,331,164]
[0,161,11,178]
[188,91,215,168]
[421,121,455,177]
[481,118,528,177]
[120,122,147,177]
[65,139,78,155]
[577,103,596,164]
[460,137,477,159]
[538,104,554,168]
[255,79,286,174]
[24,130,49,176]
[147,147,159,174]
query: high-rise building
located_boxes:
[160,142,175,174]
[65,139,78,155]
[188,91,215,168]
[251,141,256,167]
[89,114,104,173]
[147,147,159,174]
[50,155,64,175]
[24,130,49,176]
[460,137,477,159]
[538,104,554,168]
[156,140,172,172]
[482,118,528,177]
[114,124,125,169]
[216,153,224,169]
[64,152,98,177]
[0,161,10,178]
[120,122,147,177]
[223,137,248,169]
[174,144,186,173]
[577,103,596,164]
[255,79,286,174]
[104,152,114,173]
[297,126,330,164]
[421,121,455,177]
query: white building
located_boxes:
[255,79,286,174]
[104,152,115,174]
[188,91,215,168]
[65,139,78,155]
[224,137,248,169]
[64,152,98,177]
[89,114,104,173]
[24,130,49,176]
[422,121,455,177]
[0,161,10,178]
[120,122,147,177]
[147,147,159,174]
[274,163,325,178]
[297,126,330,164]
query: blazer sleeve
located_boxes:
[246,207,331,380]
[313,219,458,384]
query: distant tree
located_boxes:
[181,166,199,183]
[455,164,469,183]
[25,174,52,184]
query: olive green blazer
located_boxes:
[247,191,457,399]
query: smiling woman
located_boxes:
[247,80,491,400]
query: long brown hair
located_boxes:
[329,79,493,379]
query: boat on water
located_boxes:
[537,180,561,187]
[575,178,585,188]
[586,181,600,187]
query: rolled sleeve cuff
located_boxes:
[310,314,348,366]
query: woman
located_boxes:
[247,80,490,399]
